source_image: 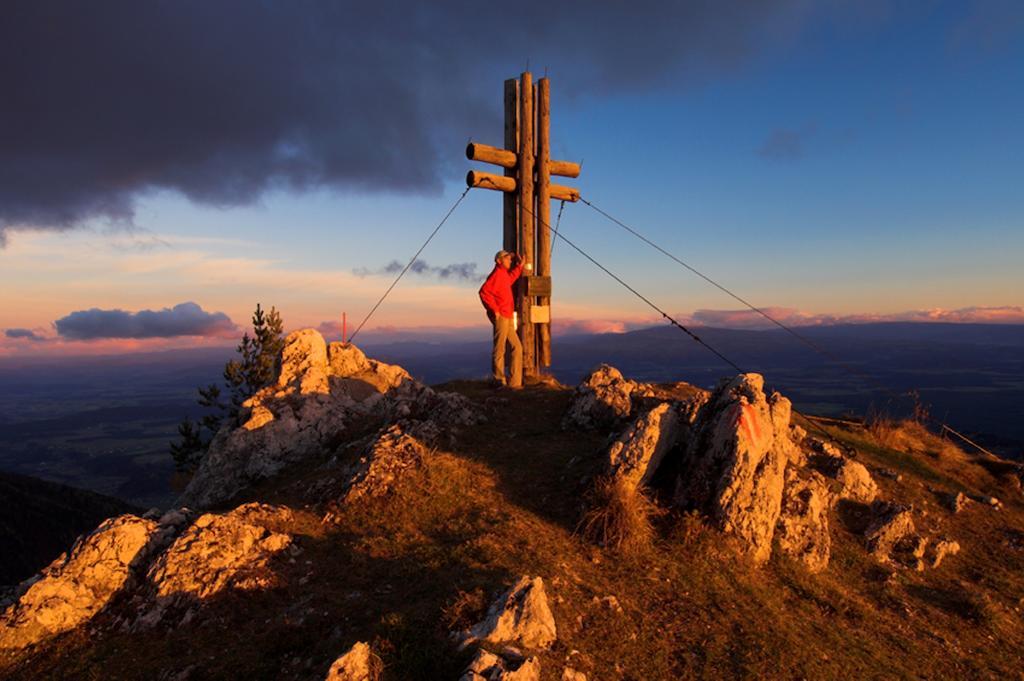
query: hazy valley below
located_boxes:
[1,322,1021,507]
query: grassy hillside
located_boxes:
[3,381,1022,680]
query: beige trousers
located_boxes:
[491,314,522,387]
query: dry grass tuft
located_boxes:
[867,417,963,460]
[579,475,660,555]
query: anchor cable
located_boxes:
[348,187,470,343]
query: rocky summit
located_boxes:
[2,329,1023,680]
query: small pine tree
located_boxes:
[169,419,205,473]
[169,303,285,474]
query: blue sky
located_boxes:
[1,1,1022,353]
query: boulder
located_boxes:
[328,342,412,393]
[144,503,292,609]
[776,471,832,572]
[563,365,638,430]
[326,641,378,681]
[0,515,163,650]
[180,330,483,509]
[674,374,799,564]
[461,650,541,681]
[864,502,918,562]
[808,443,879,503]
[605,403,681,494]
[562,668,587,681]
[946,491,969,513]
[465,576,557,650]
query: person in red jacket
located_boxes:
[479,250,524,388]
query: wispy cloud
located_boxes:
[4,328,48,342]
[758,123,817,161]
[354,260,481,282]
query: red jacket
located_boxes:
[478,263,523,318]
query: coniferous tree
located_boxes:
[169,303,285,474]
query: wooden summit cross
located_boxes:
[466,72,581,380]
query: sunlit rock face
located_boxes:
[463,575,557,651]
[776,469,833,572]
[674,373,799,564]
[563,364,648,430]
[325,641,377,681]
[147,503,293,601]
[180,329,483,509]
[0,515,166,650]
[605,402,682,495]
[133,503,294,629]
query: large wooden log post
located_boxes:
[518,72,536,380]
[466,72,581,383]
[536,77,552,368]
[503,79,519,253]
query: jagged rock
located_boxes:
[674,373,799,564]
[864,502,917,562]
[926,538,961,568]
[777,471,832,572]
[562,668,587,681]
[946,491,970,513]
[834,459,879,503]
[141,503,292,623]
[0,515,163,650]
[464,576,557,650]
[563,365,638,429]
[180,329,482,509]
[338,423,432,503]
[279,328,331,394]
[808,443,879,503]
[605,403,680,494]
[328,342,411,393]
[461,650,541,681]
[325,641,378,681]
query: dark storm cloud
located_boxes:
[354,260,479,282]
[54,302,237,340]
[4,328,47,341]
[0,1,820,242]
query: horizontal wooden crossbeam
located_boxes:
[467,142,581,178]
[467,171,579,202]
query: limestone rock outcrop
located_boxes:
[339,422,435,503]
[0,515,164,650]
[674,374,799,564]
[325,641,379,681]
[563,365,642,430]
[776,471,833,572]
[146,503,292,603]
[464,576,557,651]
[606,403,681,495]
[864,501,920,565]
[461,649,541,681]
[808,440,879,503]
[180,329,482,508]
